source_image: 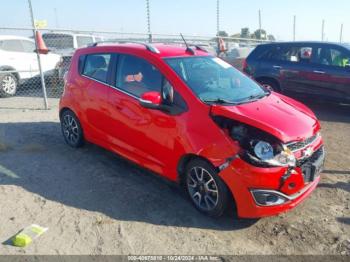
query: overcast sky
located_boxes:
[1,0,349,42]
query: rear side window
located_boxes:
[116,54,163,97]
[82,54,111,83]
[21,40,35,53]
[76,36,94,48]
[42,34,74,50]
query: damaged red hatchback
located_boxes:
[59,42,325,218]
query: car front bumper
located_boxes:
[219,146,324,218]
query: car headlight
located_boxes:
[247,140,296,167]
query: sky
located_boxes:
[1,0,349,42]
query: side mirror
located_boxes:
[139,91,162,109]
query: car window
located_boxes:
[1,40,24,52]
[21,40,35,53]
[116,54,163,97]
[76,36,94,48]
[313,46,350,68]
[42,34,74,50]
[82,54,111,83]
[270,45,313,63]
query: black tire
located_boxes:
[184,158,228,217]
[258,78,280,93]
[60,110,84,148]
[0,72,18,97]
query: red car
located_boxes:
[59,42,325,218]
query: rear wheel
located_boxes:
[184,159,228,217]
[60,110,84,148]
[258,78,280,93]
[0,73,17,97]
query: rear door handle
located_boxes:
[313,70,325,74]
[273,65,282,69]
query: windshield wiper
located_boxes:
[203,98,237,105]
[237,92,270,104]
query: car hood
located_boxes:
[210,93,320,143]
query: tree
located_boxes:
[254,29,267,40]
[267,34,276,41]
[217,30,228,37]
[240,27,250,38]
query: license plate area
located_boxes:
[301,147,325,183]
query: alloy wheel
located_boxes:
[187,166,219,211]
[62,114,80,145]
[1,75,16,95]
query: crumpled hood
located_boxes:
[211,93,320,143]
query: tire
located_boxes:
[258,78,280,93]
[184,158,229,217]
[60,110,84,148]
[0,72,18,97]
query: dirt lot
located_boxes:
[0,97,349,255]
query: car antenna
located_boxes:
[180,33,195,55]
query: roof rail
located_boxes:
[89,40,160,54]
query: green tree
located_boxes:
[240,27,250,38]
[267,34,276,41]
[254,29,267,40]
[217,30,228,37]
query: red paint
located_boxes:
[60,43,324,218]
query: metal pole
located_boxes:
[293,15,296,41]
[258,9,262,40]
[146,0,152,42]
[340,23,343,43]
[321,19,325,41]
[54,8,59,28]
[28,0,48,109]
[216,0,220,35]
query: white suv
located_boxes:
[0,35,61,97]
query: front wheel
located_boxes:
[60,110,84,148]
[0,73,17,97]
[185,159,229,217]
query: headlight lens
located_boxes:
[249,140,296,167]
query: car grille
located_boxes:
[297,146,324,167]
[287,133,318,152]
[299,146,325,183]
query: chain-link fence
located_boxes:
[0,26,271,109]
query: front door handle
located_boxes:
[313,70,325,74]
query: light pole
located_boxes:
[321,19,325,41]
[340,23,343,43]
[293,15,296,41]
[146,0,152,42]
[216,0,220,35]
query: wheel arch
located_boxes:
[255,76,281,92]
[0,66,20,82]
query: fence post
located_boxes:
[27,0,49,110]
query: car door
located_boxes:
[1,39,32,79]
[21,39,39,77]
[309,44,350,102]
[79,53,113,141]
[105,53,188,176]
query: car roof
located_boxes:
[82,42,211,58]
[0,35,33,41]
[260,41,349,47]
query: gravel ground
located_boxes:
[0,97,349,255]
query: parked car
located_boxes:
[59,42,324,218]
[0,35,61,97]
[243,41,350,104]
[42,32,104,81]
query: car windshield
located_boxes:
[165,56,268,105]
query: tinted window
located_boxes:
[76,36,94,48]
[313,46,350,68]
[1,40,24,52]
[267,45,313,63]
[83,54,111,83]
[116,54,163,97]
[21,40,35,52]
[42,34,74,50]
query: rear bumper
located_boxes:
[219,150,323,218]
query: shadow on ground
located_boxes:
[0,121,257,231]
